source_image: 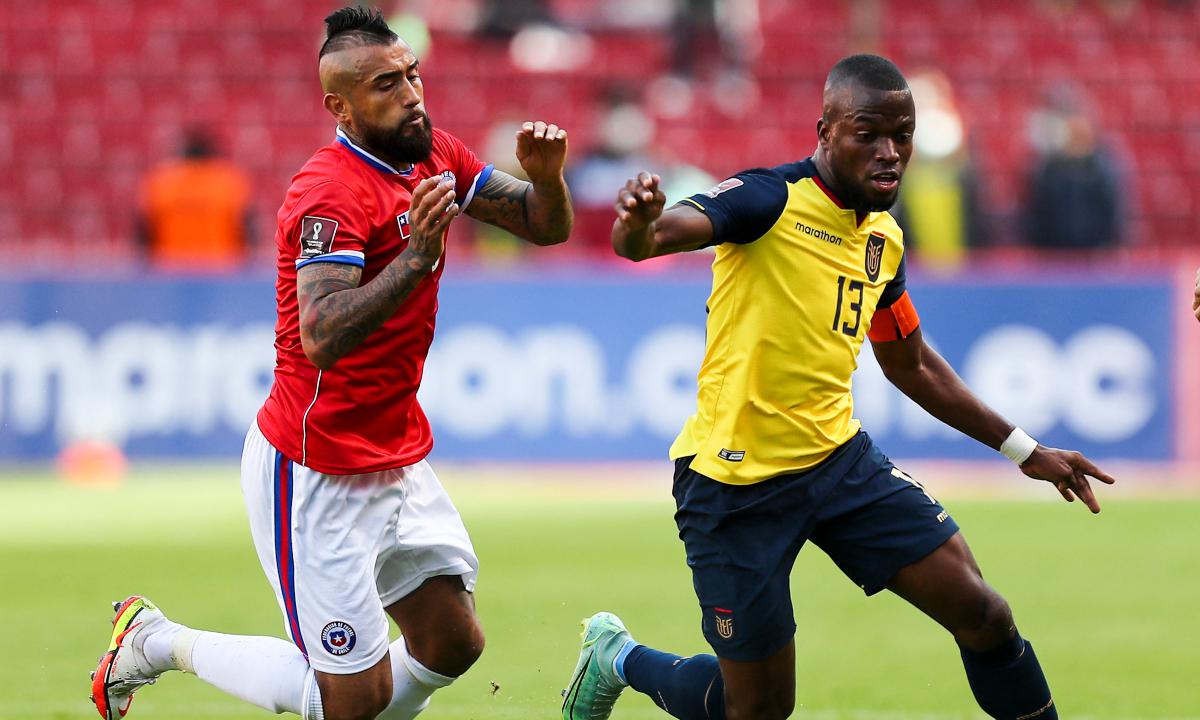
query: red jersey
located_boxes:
[257,127,491,474]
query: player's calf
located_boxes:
[724,692,792,720]
[316,657,394,720]
[717,649,795,720]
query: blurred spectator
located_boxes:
[568,91,657,210]
[1024,89,1125,250]
[644,0,761,119]
[566,89,715,255]
[894,69,987,271]
[385,3,431,59]
[478,0,552,37]
[467,116,534,265]
[137,130,253,272]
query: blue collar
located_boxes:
[335,126,414,176]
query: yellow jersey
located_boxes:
[670,159,918,485]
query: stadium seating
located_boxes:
[3,0,1198,266]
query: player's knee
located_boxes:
[417,618,485,678]
[443,620,486,676]
[956,588,1016,652]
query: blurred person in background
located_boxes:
[1024,88,1125,251]
[568,89,657,209]
[136,128,253,272]
[893,69,987,270]
[642,0,762,120]
[478,0,553,37]
[568,88,713,255]
[92,7,572,720]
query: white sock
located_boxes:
[139,619,185,673]
[166,628,313,715]
[376,636,455,720]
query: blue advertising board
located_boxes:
[0,272,1176,462]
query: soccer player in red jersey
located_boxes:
[90,7,572,720]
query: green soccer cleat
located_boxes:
[561,612,634,720]
[90,596,169,720]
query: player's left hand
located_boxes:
[1019,446,1116,513]
[516,121,568,185]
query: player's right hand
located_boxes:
[615,172,666,231]
[405,176,459,269]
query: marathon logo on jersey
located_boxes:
[713,608,735,639]
[320,621,356,656]
[718,448,746,462]
[865,232,886,282]
[300,216,339,258]
[397,212,411,240]
[704,178,743,198]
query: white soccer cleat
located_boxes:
[90,596,169,719]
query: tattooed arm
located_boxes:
[465,121,572,246]
[297,176,458,370]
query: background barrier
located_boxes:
[0,269,1187,465]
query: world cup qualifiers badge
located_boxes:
[321,621,356,656]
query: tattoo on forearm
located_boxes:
[297,254,430,367]
[469,172,530,236]
[467,170,571,244]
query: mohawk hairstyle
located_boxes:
[825,54,908,93]
[319,5,398,59]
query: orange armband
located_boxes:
[867,291,920,342]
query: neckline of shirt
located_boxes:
[335,126,415,176]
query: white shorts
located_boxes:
[241,421,478,674]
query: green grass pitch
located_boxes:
[3,464,1198,720]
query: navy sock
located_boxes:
[959,634,1056,719]
[621,645,725,720]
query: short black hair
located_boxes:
[319,6,399,60]
[825,54,908,93]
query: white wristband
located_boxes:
[1000,428,1038,465]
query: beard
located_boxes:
[832,166,901,213]
[359,111,435,166]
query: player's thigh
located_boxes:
[886,531,1013,645]
[809,445,960,597]
[376,460,479,604]
[377,460,483,675]
[719,640,797,720]
[241,423,398,675]
[672,457,815,663]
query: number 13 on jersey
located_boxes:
[832,275,863,337]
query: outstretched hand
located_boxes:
[516,120,568,185]
[1019,446,1116,513]
[615,172,667,232]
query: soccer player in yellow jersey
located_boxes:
[561,55,1116,720]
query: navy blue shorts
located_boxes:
[673,431,959,662]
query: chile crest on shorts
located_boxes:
[321,621,357,655]
[865,232,886,282]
